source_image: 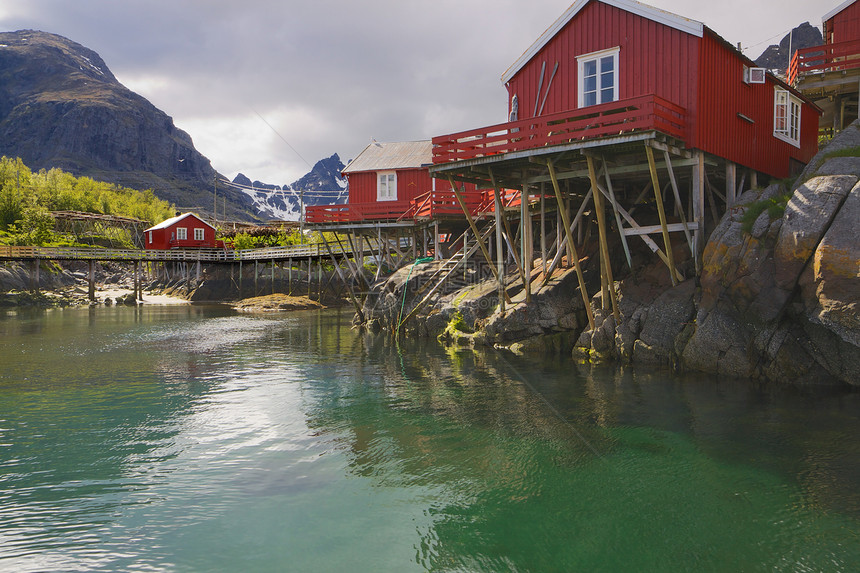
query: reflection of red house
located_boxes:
[144,213,220,250]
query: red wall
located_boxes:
[347,168,453,204]
[505,0,700,143]
[696,32,819,178]
[145,215,218,250]
[826,1,860,44]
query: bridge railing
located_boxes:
[0,241,380,263]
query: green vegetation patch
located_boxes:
[740,192,791,234]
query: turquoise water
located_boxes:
[0,305,858,572]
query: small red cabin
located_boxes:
[144,212,220,250]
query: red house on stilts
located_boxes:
[430,0,821,291]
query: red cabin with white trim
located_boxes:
[824,0,860,44]
[439,0,818,178]
[144,212,220,250]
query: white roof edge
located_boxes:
[823,0,856,23]
[145,212,214,232]
[501,0,704,84]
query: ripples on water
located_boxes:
[0,305,858,571]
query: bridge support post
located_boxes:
[30,259,40,293]
[133,261,140,301]
[88,260,95,302]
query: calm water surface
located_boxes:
[0,305,858,572]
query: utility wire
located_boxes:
[253,109,314,171]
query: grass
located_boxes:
[740,193,791,234]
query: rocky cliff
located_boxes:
[0,30,259,221]
[754,22,823,74]
[365,124,860,387]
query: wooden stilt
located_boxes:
[546,159,595,330]
[645,145,678,286]
[601,157,633,271]
[726,160,737,208]
[446,175,504,286]
[490,170,506,313]
[693,151,706,274]
[662,150,693,254]
[540,183,547,277]
[586,156,619,322]
[88,260,95,301]
[521,184,532,302]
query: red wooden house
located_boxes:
[144,212,220,250]
[791,0,860,132]
[306,140,484,224]
[435,0,819,179]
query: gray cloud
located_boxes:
[1,0,826,185]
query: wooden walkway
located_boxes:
[0,242,369,263]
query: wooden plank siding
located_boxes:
[696,32,819,178]
[345,168,449,204]
[505,0,699,147]
[826,1,860,44]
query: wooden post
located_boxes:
[546,159,595,330]
[586,156,619,322]
[490,171,506,313]
[85,259,95,301]
[521,184,531,302]
[692,150,706,274]
[662,150,693,254]
[601,157,633,271]
[31,259,40,293]
[446,175,503,285]
[288,257,293,295]
[133,261,140,300]
[645,145,678,286]
[726,160,737,209]
[540,182,547,277]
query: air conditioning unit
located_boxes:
[748,67,766,84]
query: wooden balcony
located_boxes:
[789,40,860,86]
[305,189,523,225]
[431,94,686,164]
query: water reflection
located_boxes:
[0,306,858,571]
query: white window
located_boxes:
[176,227,187,240]
[148,231,152,244]
[377,171,396,201]
[578,47,619,108]
[774,88,801,147]
[194,228,205,241]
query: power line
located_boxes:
[253,110,314,171]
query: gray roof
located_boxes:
[342,140,432,174]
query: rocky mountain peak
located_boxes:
[754,22,823,74]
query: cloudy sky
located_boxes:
[1,0,829,186]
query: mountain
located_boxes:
[228,154,348,221]
[0,30,260,221]
[754,22,823,75]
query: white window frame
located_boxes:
[148,231,153,244]
[377,171,397,201]
[194,228,205,241]
[577,47,620,108]
[176,227,187,240]
[773,88,801,148]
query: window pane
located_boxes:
[584,76,597,93]
[585,92,597,107]
[601,87,614,103]
[600,56,614,73]
[584,60,597,77]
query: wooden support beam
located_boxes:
[542,187,592,285]
[521,183,532,302]
[663,150,693,254]
[726,160,737,208]
[489,169,507,313]
[690,151,706,275]
[546,159,595,330]
[645,145,678,286]
[586,156,619,322]
[601,157,633,271]
[323,236,366,320]
[447,175,502,285]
